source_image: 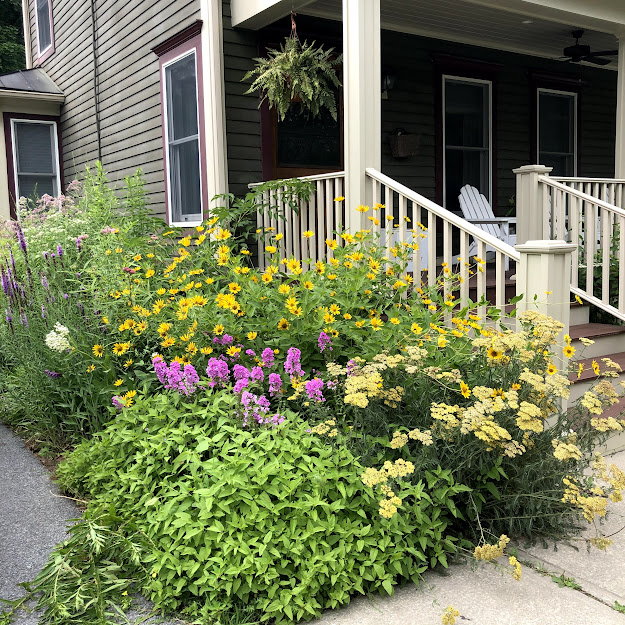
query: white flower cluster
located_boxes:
[45,322,71,352]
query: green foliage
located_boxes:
[614,601,625,614]
[244,37,342,121]
[0,0,24,74]
[55,390,461,624]
[551,573,582,590]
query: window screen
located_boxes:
[37,0,52,53]
[12,121,58,199]
[538,90,576,177]
[164,51,202,224]
[444,78,491,212]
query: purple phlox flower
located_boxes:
[284,347,304,380]
[122,267,137,274]
[233,378,249,394]
[233,364,251,381]
[245,349,256,357]
[326,380,338,389]
[152,356,200,395]
[221,334,234,345]
[44,369,61,378]
[268,373,282,397]
[212,336,222,345]
[112,395,124,410]
[56,244,63,258]
[261,348,275,368]
[318,331,333,353]
[21,312,28,328]
[41,305,46,319]
[305,377,325,402]
[238,391,278,427]
[41,274,49,290]
[346,359,358,376]
[63,293,69,300]
[250,366,264,383]
[206,357,230,388]
[100,226,116,235]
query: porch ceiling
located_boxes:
[301,0,620,69]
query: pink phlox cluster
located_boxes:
[285,347,304,380]
[346,359,358,376]
[261,348,275,367]
[239,391,285,427]
[206,357,230,388]
[112,395,124,410]
[268,373,282,397]
[318,331,333,353]
[153,356,200,395]
[100,226,117,235]
[305,377,325,402]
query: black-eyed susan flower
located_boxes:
[277,318,290,330]
[564,344,575,358]
[114,379,123,387]
[92,344,104,357]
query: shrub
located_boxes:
[55,390,463,624]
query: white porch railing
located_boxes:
[363,168,520,316]
[249,171,345,271]
[536,174,625,322]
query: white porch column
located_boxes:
[200,0,229,208]
[343,0,381,231]
[615,33,625,178]
[513,164,552,245]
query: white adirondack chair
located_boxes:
[458,185,516,269]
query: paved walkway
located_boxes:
[2,423,625,625]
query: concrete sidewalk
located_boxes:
[2,422,625,625]
[0,424,181,625]
[315,450,625,625]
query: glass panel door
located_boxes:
[443,77,491,212]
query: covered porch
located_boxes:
[231,0,625,330]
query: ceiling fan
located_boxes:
[561,30,618,66]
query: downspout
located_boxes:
[90,0,102,162]
[199,0,229,207]
[21,0,32,69]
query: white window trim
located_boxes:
[442,74,493,209]
[161,48,204,227]
[34,0,53,58]
[537,87,578,177]
[10,118,61,202]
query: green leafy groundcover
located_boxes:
[54,390,463,624]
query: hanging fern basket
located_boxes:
[243,15,342,121]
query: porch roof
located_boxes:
[301,0,620,68]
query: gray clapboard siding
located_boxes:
[28,0,201,221]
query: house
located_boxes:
[3,1,625,337]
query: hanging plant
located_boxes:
[243,13,342,121]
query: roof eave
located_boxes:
[0,89,64,103]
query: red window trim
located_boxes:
[35,0,55,64]
[153,25,208,227]
[433,54,501,212]
[3,112,64,220]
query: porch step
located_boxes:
[568,323,625,360]
[568,350,625,404]
[569,302,590,326]
[568,396,625,454]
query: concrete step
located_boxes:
[568,323,625,360]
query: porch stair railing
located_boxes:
[535,174,625,323]
[250,171,345,271]
[364,168,520,317]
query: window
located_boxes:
[538,89,577,176]
[162,50,203,225]
[10,120,61,200]
[35,0,54,59]
[443,76,492,211]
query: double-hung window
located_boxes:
[162,50,203,225]
[537,89,577,176]
[35,0,54,60]
[10,119,61,200]
[443,76,492,211]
